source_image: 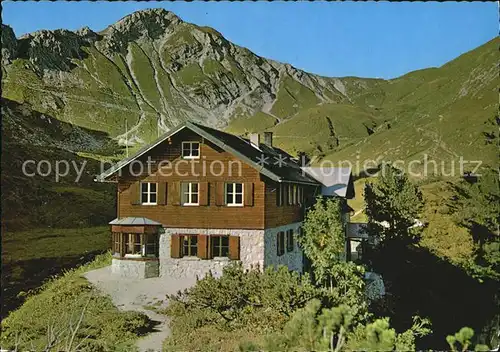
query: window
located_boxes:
[287,185,293,205]
[298,186,304,205]
[293,185,298,205]
[286,230,294,252]
[112,233,121,254]
[226,183,243,206]
[211,235,229,257]
[145,234,159,257]
[182,235,198,257]
[297,227,303,249]
[125,234,141,255]
[277,231,285,256]
[182,142,200,159]
[181,182,199,205]
[141,182,157,204]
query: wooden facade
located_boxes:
[115,128,314,230]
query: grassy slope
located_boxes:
[1,98,119,230]
[1,226,110,316]
[225,110,278,135]
[324,37,499,170]
[271,103,379,156]
[2,26,496,168]
[1,253,151,352]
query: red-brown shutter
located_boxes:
[244,182,254,206]
[199,182,209,206]
[228,236,240,260]
[170,234,181,258]
[197,234,210,259]
[157,182,167,205]
[281,184,288,205]
[276,184,282,207]
[130,182,141,205]
[215,182,225,206]
[170,181,180,205]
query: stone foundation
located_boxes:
[264,222,303,273]
[111,258,159,278]
[159,228,265,278]
[158,223,303,279]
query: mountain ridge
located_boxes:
[1,8,497,167]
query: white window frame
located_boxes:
[225,182,244,207]
[182,182,199,206]
[181,141,200,159]
[141,182,157,205]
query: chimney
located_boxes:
[249,133,260,148]
[263,132,273,147]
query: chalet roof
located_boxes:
[301,167,354,198]
[96,121,321,185]
[109,217,162,226]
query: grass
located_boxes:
[271,103,377,156]
[418,180,476,266]
[127,42,162,110]
[1,253,152,352]
[203,59,225,76]
[270,75,320,118]
[2,226,110,263]
[225,110,278,135]
[348,178,369,223]
[175,63,210,86]
[2,226,111,316]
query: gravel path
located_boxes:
[84,266,197,352]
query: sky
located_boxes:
[2,1,497,79]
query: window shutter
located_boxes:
[130,182,141,205]
[282,184,288,206]
[197,234,210,259]
[287,230,294,252]
[244,182,254,206]
[170,234,181,258]
[276,184,282,207]
[199,182,209,206]
[228,236,240,260]
[215,182,225,206]
[170,181,180,205]
[276,232,280,256]
[158,182,167,205]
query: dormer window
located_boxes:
[182,142,200,159]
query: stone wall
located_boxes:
[264,222,304,272]
[159,228,265,278]
[158,224,304,279]
[111,258,159,278]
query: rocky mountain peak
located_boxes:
[16,28,95,71]
[1,24,18,65]
[99,8,182,50]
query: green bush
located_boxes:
[1,253,152,352]
[163,264,327,351]
[263,299,432,352]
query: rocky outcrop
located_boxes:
[1,25,17,65]
[1,8,347,144]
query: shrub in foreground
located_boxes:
[1,253,152,352]
[163,263,368,351]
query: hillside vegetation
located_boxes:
[1,98,119,230]
[2,9,497,170]
[2,226,110,315]
[1,253,152,351]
